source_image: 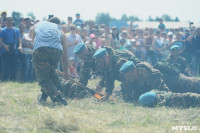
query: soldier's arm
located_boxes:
[61,31,69,79]
[121,82,135,102]
[154,62,180,75]
[78,62,91,86]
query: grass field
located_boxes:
[0,81,200,133]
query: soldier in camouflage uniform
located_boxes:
[154,61,200,94]
[139,90,200,108]
[120,61,200,103]
[165,45,191,76]
[73,43,98,86]
[93,47,141,100]
[119,61,169,102]
[53,72,91,99]
[32,17,69,105]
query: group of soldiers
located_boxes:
[34,17,200,107]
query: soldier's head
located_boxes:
[119,61,137,82]
[93,48,111,70]
[73,43,91,60]
[49,17,61,25]
[170,44,180,56]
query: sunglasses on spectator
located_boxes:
[25,18,30,21]
[70,28,76,30]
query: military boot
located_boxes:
[53,94,68,106]
[38,92,48,103]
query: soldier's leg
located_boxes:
[175,73,200,94]
[157,92,200,108]
[52,70,71,97]
[33,47,67,105]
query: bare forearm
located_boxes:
[61,55,68,74]
[0,40,7,47]
[68,41,76,46]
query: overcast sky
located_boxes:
[1,0,200,23]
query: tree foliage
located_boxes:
[95,13,113,25]
[12,11,22,27]
[27,12,36,20]
[95,13,142,24]
[147,14,180,22]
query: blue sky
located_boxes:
[1,0,200,23]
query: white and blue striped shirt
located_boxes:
[33,21,63,51]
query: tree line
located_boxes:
[10,11,180,27]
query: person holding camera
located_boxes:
[187,27,200,75]
[0,17,22,81]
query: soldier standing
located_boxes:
[32,17,69,105]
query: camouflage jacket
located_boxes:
[97,47,141,94]
[154,62,200,94]
[121,62,169,102]
[78,45,97,86]
[166,54,190,76]
[152,90,200,108]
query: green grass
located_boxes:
[0,81,200,133]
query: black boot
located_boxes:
[38,92,48,103]
[53,94,68,106]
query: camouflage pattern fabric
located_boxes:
[166,54,190,76]
[155,62,200,94]
[33,47,63,100]
[121,62,169,102]
[153,90,200,108]
[78,45,97,86]
[56,75,91,99]
[96,47,141,94]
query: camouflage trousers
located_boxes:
[153,90,200,108]
[33,47,64,100]
[57,75,91,99]
[154,62,200,94]
[163,73,200,94]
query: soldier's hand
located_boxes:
[95,83,103,93]
[100,92,111,101]
[63,72,70,79]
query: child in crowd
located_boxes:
[68,57,79,79]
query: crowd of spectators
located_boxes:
[0,11,200,82]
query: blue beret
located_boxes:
[119,61,135,74]
[138,92,157,107]
[170,45,179,50]
[93,48,107,58]
[73,43,86,54]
